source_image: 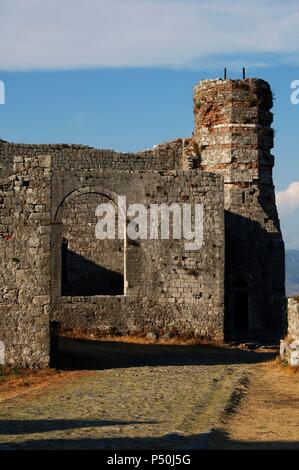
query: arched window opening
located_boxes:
[59,192,125,296]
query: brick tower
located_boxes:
[193,78,285,340]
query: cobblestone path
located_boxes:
[0,338,273,450]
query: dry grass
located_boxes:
[209,361,299,449]
[59,329,226,348]
[268,356,299,375]
[0,366,90,402]
[0,365,57,386]
[0,366,59,401]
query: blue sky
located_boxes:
[0,0,298,248]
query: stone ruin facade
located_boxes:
[0,78,286,367]
[280,298,299,367]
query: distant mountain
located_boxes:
[286,250,299,297]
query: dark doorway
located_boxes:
[232,278,249,331]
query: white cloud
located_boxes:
[276,182,299,249]
[277,182,299,215]
[0,0,299,70]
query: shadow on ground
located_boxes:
[0,419,156,435]
[0,430,209,450]
[208,429,299,450]
[0,429,298,450]
[53,336,276,370]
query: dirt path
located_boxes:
[209,363,299,449]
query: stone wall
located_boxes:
[287,298,299,338]
[192,79,285,340]
[53,294,224,340]
[280,298,299,367]
[0,76,286,367]
[0,139,184,176]
[0,135,225,367]
[51,171,225,341]
[0,154,51,367]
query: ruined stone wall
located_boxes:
[287,298,299,338]
[51,171,224,341]
[0,76,285,366]
[0,139,184,176]
[0,137,225,366]
[280,298,299,367]
[0,154,51,367]
[191,79,285,339]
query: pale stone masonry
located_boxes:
[0,78,285,367]
[193,79,285,339]
[280,298,299,367]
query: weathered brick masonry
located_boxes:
[193,79,285,339]
[0,78,285,367]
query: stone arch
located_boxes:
[52,186,126,298]
[54,186,125,224]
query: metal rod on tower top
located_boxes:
[243,67,246,79]
[224,67,227,80]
